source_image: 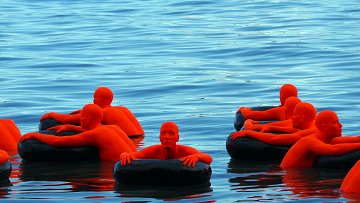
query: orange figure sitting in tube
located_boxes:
[40,87,144,137]
[280,110,360,169]
[231,102,318,145]
[243,96,302,133]
[120,121,213,168]
[21,104,136,162]
[238,84,298,122]
[0,119,22,154]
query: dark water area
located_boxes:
[1,0,360,201]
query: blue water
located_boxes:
[1,0,360,201]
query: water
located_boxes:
[1,0,360,201]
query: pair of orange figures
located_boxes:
[232,83,360,194]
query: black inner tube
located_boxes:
[113,159,212,186]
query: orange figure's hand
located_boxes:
[120,152,136,166]
[230,131,247,140]
[244,119,257,130]
[180,154,199,168]
[48,125,66,133]
[40,112,55,121]
[20,132,37,142]
[49,124,85,133]
[240,107,252,118]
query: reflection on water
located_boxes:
[115,183,213,200]
[228,159,349,201]
[19,160,115,192]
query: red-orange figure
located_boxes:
[341,160,360,194]
[120,121,213,168]
[0,119,22,154]
[21,104,137,162]
[0,150,9,165]
[243,97,302,133]
[231,102,317,145]
[238,84,298,121]
[40,87,144,137]
[280,110,360,169]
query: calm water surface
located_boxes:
[1,0,360,202]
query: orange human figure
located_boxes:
[243,97,302,133]
[280,110,360,169]
[0,150,9,165]
[120,121,213,168]
[40,87,144,137]
[238,84,298,121]
[21,104,136,162]
[341,159,360,194]
[231,102,318,145]
[0,119,22,154]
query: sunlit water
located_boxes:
[1,0,360,202]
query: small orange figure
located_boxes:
[280,110,360,169]
[0,119,22,154]
[0,150,9,165]
[341,160,360,194]
[120,121,213,168]
[231,102,317,145]
[21,104,137,162]
[40,87,144,137]
[238,84,298,121]
[244,97,302,133]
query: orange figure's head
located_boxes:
[80,104,103,130]
[280,84,298,106]
[284,97,302,119]
[159,121,179,150]
[315,110,342,139]
[93,87,114,108]
[291,102,317,130]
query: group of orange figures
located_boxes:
[0,84,359,195]
[0,87,212,177]
[232,84,360,194]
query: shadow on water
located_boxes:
[227,158,349,200]
[19,161,115,192]
[114,182,213,201]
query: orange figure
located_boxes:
[341,160,360,194]
[40,87,144,137]
[238,84,298,121]
[0,150,9,165]
[280,110,360,169]
[120,121,213,168]
[231,102,318,145]
[0,119,22,154]
[21,104,137,162]
[244,97,302,133]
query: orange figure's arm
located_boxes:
[241,106,284,121]
[48,124,85,133]
[21,131,91,147]
[178,145,213,167]
[311,141,360,156]
[231,129,305,146]
[40,112,81,125]
[330,136,360,144]
[120,145,161,166]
